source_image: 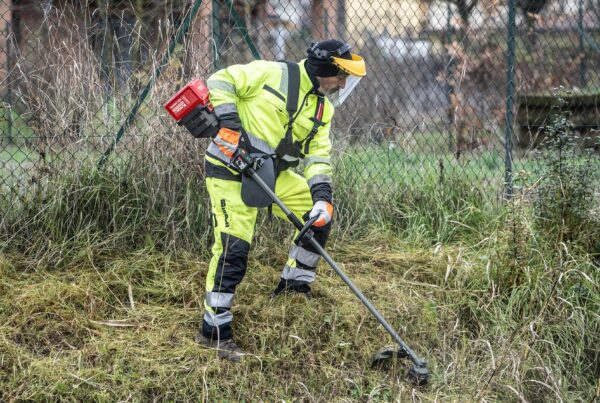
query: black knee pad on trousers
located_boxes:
[203,233,250,341]
[213,232,250,294]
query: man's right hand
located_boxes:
[229,147,255,173]
[212,128,262,174]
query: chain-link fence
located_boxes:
[1,0,599,210]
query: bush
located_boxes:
[534,94,600,255]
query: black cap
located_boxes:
[306,39,352,78]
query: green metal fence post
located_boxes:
[578,0,587,87]
[505,0,517,198]
[444,3,452,46]
[444,3,454,151]
[6,18,13,144]
[222,0,261,60]
[339,0,346,41]
[212,0,221,69]
[98,0,204,167]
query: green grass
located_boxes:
[0,144,33,164]
[0,220,597,401]
[0,106,35,142]
[335,145,543,194]
[0,134,598,401]
[3,133,542,208]
[0,145,37,195]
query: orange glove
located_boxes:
[309,200,333,227]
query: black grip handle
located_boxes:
[294,216,318,245]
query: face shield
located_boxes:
[308,41,367,106]
[328,53,366,106]
[327,75,362,107]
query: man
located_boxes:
[196,39,366,361]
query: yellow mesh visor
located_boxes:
[332,54,366,77]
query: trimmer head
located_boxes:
[370,345,429,385]
[408,362,429,385]
[370,345,409,368]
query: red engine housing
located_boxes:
[164,79,213,122]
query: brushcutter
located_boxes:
[230,149,429,385]
[163,80,429,383]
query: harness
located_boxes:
[206,62,327,210]
[272,61,325,172]
[235,61,326,211]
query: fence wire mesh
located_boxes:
[1,0,599,212]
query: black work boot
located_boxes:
[195,333,246,362]
[270,278,312,299]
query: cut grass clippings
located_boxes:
[0,228,598,401]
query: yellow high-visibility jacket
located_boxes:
[206,59,334,189]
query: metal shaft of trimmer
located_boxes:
[247,168,426,368]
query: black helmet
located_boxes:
[306,39,366,78]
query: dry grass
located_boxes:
[1,4,598,401]
[1,226,598,401]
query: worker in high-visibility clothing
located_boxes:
[196,39,366,361]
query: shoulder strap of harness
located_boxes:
[303,95,325,154]
[285,61,300,120]
[274,61,303,159]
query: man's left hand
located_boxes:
[309,201,333,227]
